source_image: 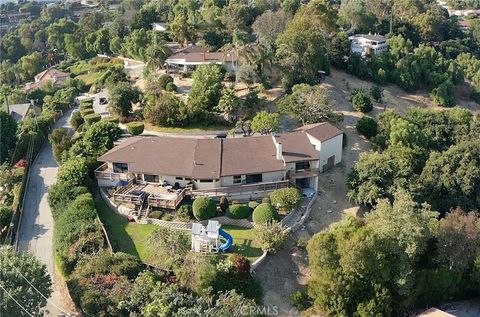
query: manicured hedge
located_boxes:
[104,116,119,123]
[84,113,101,125]
[165,82,177,92]
[79,102,93,111]
[126,121,144,135]
[149,211,162,219]
[252,203,280,224]
[192,197,216,220]
[70,111,84,131]
[80,108,95,117]
[227,204,251,219]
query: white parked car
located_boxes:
[302,188,316,198]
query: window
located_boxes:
[144,174,159,183]
[295,161,310,171]
[199,179,215,183]
[245,174,262,184]
[175,177,183,180]
[113,162,128,173]
[233,175,242,184]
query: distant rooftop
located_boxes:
[350,34,387,42]
[8,103,31,122]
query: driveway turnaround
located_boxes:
[16,108,76,317]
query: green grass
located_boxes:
[76,71,105,86]
[96,198,157,263]
[96,198,262,263]
[222,225,263,262]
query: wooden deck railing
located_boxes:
[148,188,187,209]
[190,180,291,198]
[94,162,130,181]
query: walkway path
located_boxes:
[16,108,78,317]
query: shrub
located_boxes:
[356,116,378,139]
[80,108,95,117]
[226,204,251,219]
[175,204,192,221]
[70,111,84,131]
[158,74,174,89]
[269,188,301,211]
[219,196,229,213]
[165,82,177,92]
[0,204,11,230]
[48,182,89,218]
[370,85,383,102]
[79,99,93,108]
[148,211,162,219]
[290,290,312,311]
[104,116,119,123]
[431,81,456,107]
[248,201,259,210]
[352,89,373,113]
[231,200,241,205]
[57,157,91,187]
[192,197,216,220]
[252,203,280,224]
[254,221,289,253]
[83,113,101,125]
[79,103,93,112]
[126,121,144,135]
[228,254,250,273]
[470,90,480,103]
[224,72,236,82]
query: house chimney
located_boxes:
[271,134,283,161]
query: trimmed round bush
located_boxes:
[70,111,84,131]
[80,99,93,107]
[158,74,174,89]
[165,82,177,92]
[83,113,101,125]
[104,116,119,123]
[352,90,373,113]
[79,103,93,112]
[126,122,144,135]
[252,203,280,224]
[80,108,95,117]
[149,211,162,219]
[269,188,301,211]
[227,204,251,219]
[192,197,216,220]
[248,201,259,210]
[356,116,378,139]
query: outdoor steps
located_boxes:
[138,195,150,219]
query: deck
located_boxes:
[112,183,186,210]
[190,180,294,198]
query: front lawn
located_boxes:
[96,198,157,263]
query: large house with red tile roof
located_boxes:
[24,68,70,92]
[165,45,238,72]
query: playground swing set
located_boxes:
[191,220,233,253]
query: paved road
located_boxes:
[16,108,76,317]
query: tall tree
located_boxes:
[108,82,141,117]
[0,111,17,164]
[0,246,52,317]
[188,64,224,119]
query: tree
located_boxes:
[188,64,224,119]
[278,84,342,125]
[0,111,17,164]
[269,188,301,211]
[108,82,141,117]
[420,140,480,213]
[352,89,373,113]
[70,110,84,131]
[145,35,171,72]
[65,34,89,60]
[237,64,259,88]
[338,0,376,32]
[216,88,241,115]
[49,128,71,163]
[430,80,456,107]
[251,111,280,135]
[0,204,11,231]
[436,208,480,272]
[57,156,90,187]
[144,92,188,126]
[254,221,289,253]
[19,52,44,79]
[82,121,123,157]
[236,119,253,136]
[356,116,378,139]
[0,246,52,317]
[46,18,77,52]
[221,0,255,33]
[252,10,289,52]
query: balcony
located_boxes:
[95,163,131,186]
[288,168,319,179]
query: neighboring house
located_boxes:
[165,45,238,72]
[24,68,70,92]
[349,34,388,57]
[95,122,343,211]
[7,103,32,122]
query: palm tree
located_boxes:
[146,33,172,73]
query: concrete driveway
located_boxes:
[16,108,77,317]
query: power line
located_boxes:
[13,266,71,317]
[0,284,35,317]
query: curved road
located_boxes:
[16,108,76,317]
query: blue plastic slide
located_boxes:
[218,228,233,252]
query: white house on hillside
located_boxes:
[349,34,388,57]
